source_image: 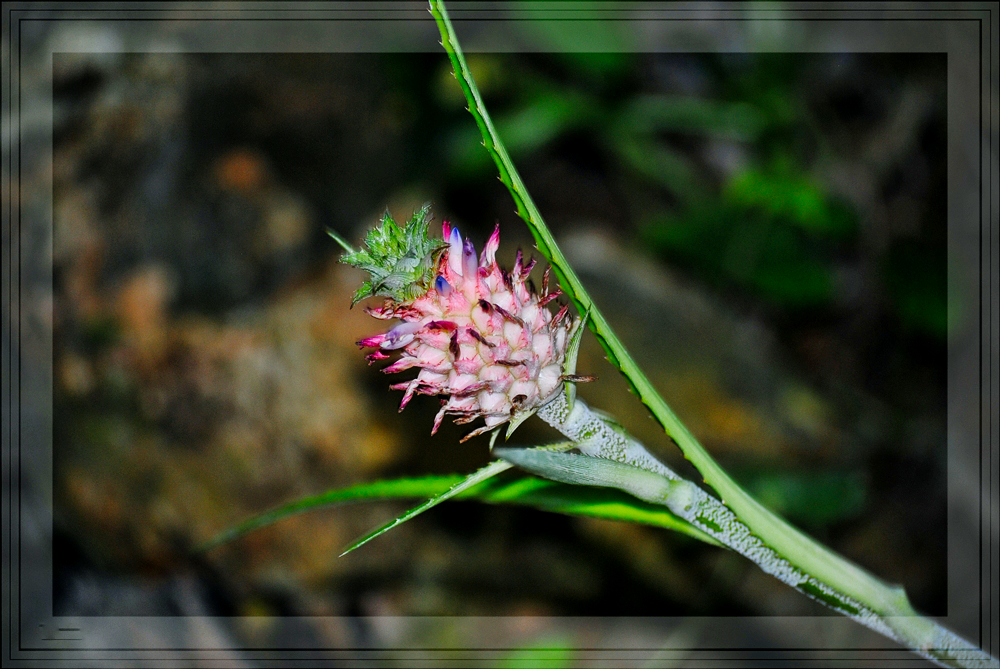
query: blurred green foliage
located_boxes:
[430,47,946,334]
[883,240,951,340]
[643,158,858,307]
[496,636,576,669]
[634,54,859,309]
[744,469,868,528]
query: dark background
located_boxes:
[46,40,951,649]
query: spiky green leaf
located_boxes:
[340,203,447,305]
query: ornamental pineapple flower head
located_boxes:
[343,208,577,441]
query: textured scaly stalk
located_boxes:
[517,389,993,668]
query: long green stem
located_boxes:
[427,2,995,667]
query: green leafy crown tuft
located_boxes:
[339,204,447,306]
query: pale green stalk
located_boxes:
[428,2,995,667]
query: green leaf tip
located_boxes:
[325,227,357,255]
[505,409,535,441]
[339,458,515,557]
[338,203,448,306]
[562,309,589,410]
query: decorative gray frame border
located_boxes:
[2,2,996,667]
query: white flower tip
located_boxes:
[448,227,464,276]
[382,322,421,350]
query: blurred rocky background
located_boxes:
[8,9,970,660]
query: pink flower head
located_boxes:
[358,221,572,441]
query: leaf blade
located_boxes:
[339,441,571,555]
[196,476,461,553]
[338,458,513,557]
[198,467,718,554]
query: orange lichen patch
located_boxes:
[53,186,100,262]
[215,421,270,482]
[349,423,400,475]
[214,148,269,193]
[702,395,764,446]
[665,371,785,458]
[63,470,124,532]
[59,352,96,397]
[63,245,106,323]
[114,264,175,369]
[281,513,349,586]
[262,192,311,253]
[55,241,412,596]
[308,264,377,348]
